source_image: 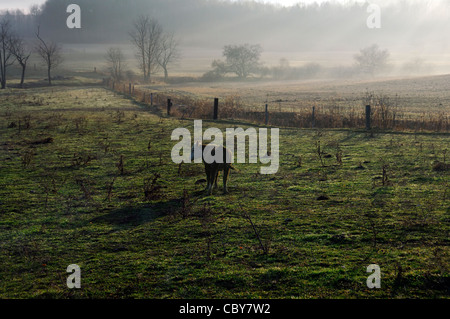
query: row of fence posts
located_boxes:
[110,82,373,130]
[166,98,372,130]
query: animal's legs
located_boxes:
[205,166,211,192]
[223,167,230,194]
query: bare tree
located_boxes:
[144,18,162,83]
[0,18,14,89]
[129,15,148,82]
[105,47,125,81]
[158,32,180,82]
[35,26,63,86]
[9,35,31,88]
[129,15,163,83]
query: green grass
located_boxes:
[0,85,448,299]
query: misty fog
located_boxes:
[2,0,450,78]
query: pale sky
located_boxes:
[0,0,439,13]
[0,0,42,13]
[0,0,366,13]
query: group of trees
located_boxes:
[106,15,179,83]
[203,43,390,81]
[0,18,31,89]
[128,15,180,82]
[0,17,62,89]
[1,12,178,87]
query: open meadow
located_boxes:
[0,73,449,299]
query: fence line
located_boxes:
[103,79,449,132]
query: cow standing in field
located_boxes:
[191,142,235,195]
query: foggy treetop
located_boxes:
[1,0,449,53]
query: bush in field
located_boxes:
[271,59,322,80]
[206,44,262,80]
[354,44,390,77]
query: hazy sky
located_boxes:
[0,0,366,13]
[0,0,41,12]
[256,0,360,5]
[0,0,438,12]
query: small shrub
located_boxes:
[21,149,35,168]
[105,177,116,202]
[382,163,391,186]
[432,161,450,172]
[143,173,165,201]
[22,115,32,130]
[114,110,125,124]
[116,155,125,175]
[73,116,87,133]
[75,177,94,200]
[72,152,97,167]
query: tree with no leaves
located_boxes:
[0,18,14,89]
[129,15,149,82]
[35,26,63,86]
[9,34,32,88]
[105,47,125,82]
[158,32,180,82]
[129,15,162,83]
[144,19,163,82]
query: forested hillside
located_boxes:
[1,0,449,54]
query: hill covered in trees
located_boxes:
[1,0,449,55]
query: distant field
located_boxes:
[38,42,450,78]
[0,80,448,298]
[131,74,450,132]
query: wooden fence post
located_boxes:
[214,98,219,120]
[312,106,316,128]
[366,105,371,130]
[265,104,269,125]
[151,93,153,106]
[167,99,172,116]
[129,83,132,95]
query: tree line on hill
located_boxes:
[1,0,449,53]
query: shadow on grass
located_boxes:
[90,180,232,231]
[91,198,184,230]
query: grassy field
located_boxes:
[0,78,448,299]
